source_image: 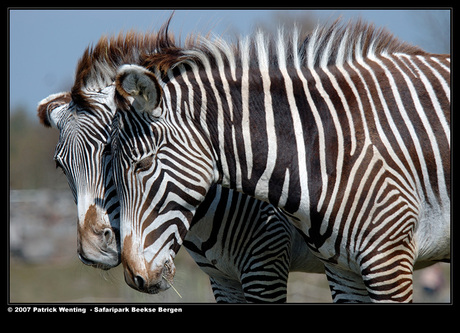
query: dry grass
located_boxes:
[10,252,450,303]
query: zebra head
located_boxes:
[37,87,121,270]
[112,65,216,293]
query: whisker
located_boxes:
[162,274,182,299]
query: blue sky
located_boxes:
[9,9,450,117]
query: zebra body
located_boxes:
[109,20,450,302]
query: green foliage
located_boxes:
[9,107,67,189]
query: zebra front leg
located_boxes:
[360,247,415,303]
[240,271,288,303]
[209,276,248,303]
[324,263,371,303]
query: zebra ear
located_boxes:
[37,92,71,128]
[115,64,163,117]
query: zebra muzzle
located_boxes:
[123,258,175,294]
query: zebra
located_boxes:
[37,90,121,270]
[111,99,323,301]
[109,19,450,303]
[37,28,324,302]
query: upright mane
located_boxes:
[71,18,425,107]
[70,20,180,108]
[297,19,425,68]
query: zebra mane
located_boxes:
[71,19,178,108]
[297,19,425,67]
[71,18,425,107]
[183,19,425,72]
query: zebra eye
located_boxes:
[133,155,153,173]
[102,144,111,156]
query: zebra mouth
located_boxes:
[144,283,164,294]
[78,251,120,270]
[124,259,175,294]
[145,260,175,294]
[127,273,171,294]
[78,253,109,270]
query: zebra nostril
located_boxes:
[134,275,145,290]
[102,228,113,244]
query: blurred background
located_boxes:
[9,8,450,303]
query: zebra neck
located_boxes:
[191,65,323,222]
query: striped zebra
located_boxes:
[36,32,323,302]
[37,90,121,270]
[110,20,450,303]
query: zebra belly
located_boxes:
[414,201,450,263]
[183,235,242,282]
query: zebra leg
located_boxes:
[240,271,288,303]
[360,247,415,303]
[209,276,248,303]
[324,263,370,303]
